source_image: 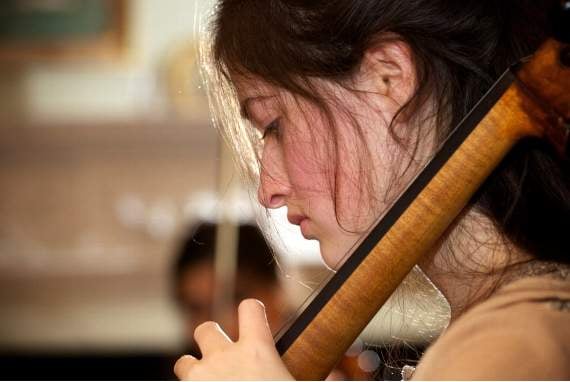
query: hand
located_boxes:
[174,299,295,380]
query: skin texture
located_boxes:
[174,39,525,380]
[175,39,421,380]
[174,299,294,380]
[249,41,418,269]
[176,260,287,345]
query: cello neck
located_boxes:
[278,38,570,380]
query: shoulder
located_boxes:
[413,277,570,380]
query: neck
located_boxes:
[418,206,530,321]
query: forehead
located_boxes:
[230,73,341,124]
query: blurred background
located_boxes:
[0,1,448,380]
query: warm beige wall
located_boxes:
[0,0,214,125]
[0,121,218,351]
[0,0,220,352]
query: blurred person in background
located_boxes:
[172,222,391,380]
[172,222,289,356]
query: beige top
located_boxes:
[412,276,570,380]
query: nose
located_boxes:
[257,141,291,209]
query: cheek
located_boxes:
[332,101,414,229]
[286,156,328,195]
[282,112,374,232]
[282,126,331,194]
[330,134,385,230]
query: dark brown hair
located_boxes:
[173,222,278,287]
[206,0,569,264]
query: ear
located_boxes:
[357,39,416,106]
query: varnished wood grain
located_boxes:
[281,39,569,380]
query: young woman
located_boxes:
[174,0,570,379]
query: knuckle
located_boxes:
[187,364,206,380]
[183,367,198,381]
[174,355,195,380]
[247,342,274,361]
[181,369,194,381]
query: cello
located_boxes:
[276,3,570,379]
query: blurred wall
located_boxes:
[0,0,218,353]
[0,122,217,352]
[0,0,213,124]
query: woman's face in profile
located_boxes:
[236,74,418,269]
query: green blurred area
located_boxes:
[0,0,110,41]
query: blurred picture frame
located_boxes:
[0,0,128,62]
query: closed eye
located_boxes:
[262,118,281,140]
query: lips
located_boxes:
[299,218,313,239]
[287,213,315,239]
[287,213,306,226]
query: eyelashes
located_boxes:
[261,118,281,140]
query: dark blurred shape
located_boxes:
[0,352,178,380]
[550,0,570,43]
[173,222,278,286]
[172,222,288,355]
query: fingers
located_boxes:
[194,321,232,356]
[238,299,273,344]
[174,354,197,380]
